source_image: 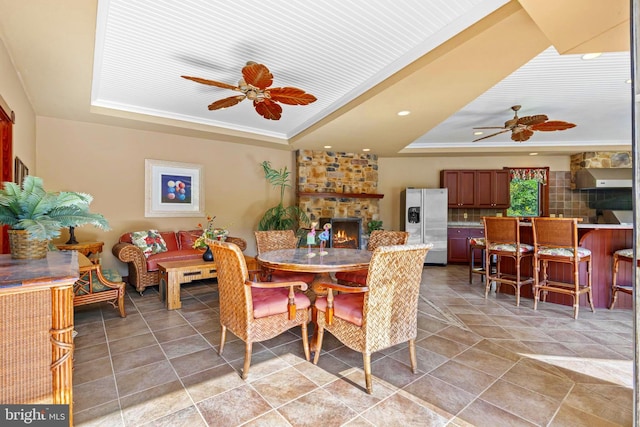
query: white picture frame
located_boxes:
[145,159,204,217]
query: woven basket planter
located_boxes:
[7,229,49,259]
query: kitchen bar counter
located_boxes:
[448,221,633,230]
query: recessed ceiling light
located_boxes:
[324,145,332,148]
[529,152,539,156]
[397,110,411,116]
[362,148,371,152]
[581,52,602,60]
[473,131,484,136]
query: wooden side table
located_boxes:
[55,241,104,262]
[158,259,218,310]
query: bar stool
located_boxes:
[483,217,534,306]
[468,237,486,284]
[610,248,634,309]
[531,217,594,319]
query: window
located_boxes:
[505,167,549,218]
[507,178,540,217]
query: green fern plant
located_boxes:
[0,175,110,241]
[258,161,309,231]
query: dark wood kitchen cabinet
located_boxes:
[475,169,510,208]
[447,227,485,263]
[440,170,476,207]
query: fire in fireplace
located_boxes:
[319,217,362,249]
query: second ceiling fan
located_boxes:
[473,105,576,142]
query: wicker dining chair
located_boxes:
[209,240,311,379]
[313,243,433,394]
[335,230,409,286]
[254,230,315,284]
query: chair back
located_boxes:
[255,230,298,254]
[363,243,432,344]
[532,217,579,250]
[367,230,409,251]
[209,241,253,339]
[483,216,520,245]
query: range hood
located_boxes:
[575,168,633,189]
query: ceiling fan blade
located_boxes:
[472,129,510,142]
[473,126,508,130]
[181,75,239,91]
[530,120,576,131]
[269,87,317,105]
[511,129,534,142]
[208,95,246,111]
[254,98,282,120]
[517,114,548,126]
[242,62,273,90]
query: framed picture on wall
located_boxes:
[14,157,28,185]
[145,159,204,217]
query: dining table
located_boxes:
[257,247,372,294]
[257,247,372,352]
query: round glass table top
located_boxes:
[257,248,371,273]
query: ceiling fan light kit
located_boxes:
[182,61,317,120]
[472,105,576,142]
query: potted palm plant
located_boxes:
[0,175,110,259]
[258,161,309,232]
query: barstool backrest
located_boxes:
[483,216,521,245]
[531,217,580,251]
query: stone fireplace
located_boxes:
[296,150,382,247]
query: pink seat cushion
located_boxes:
[335,269,368,286]
[270,270,315,284]
[315,293,365,326]
[252,287,311,319]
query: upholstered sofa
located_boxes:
[112,229,247,294]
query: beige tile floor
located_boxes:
[72,264,634,426]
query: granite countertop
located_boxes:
[447,220,633,230]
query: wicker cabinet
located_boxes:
[475,170,510,208]
[440,170,476,207]
[447,227,485,263]
[0,251,77,426]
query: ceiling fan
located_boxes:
[181,61,317,120]
[472,105,576,142]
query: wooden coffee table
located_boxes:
[158,258,217,310]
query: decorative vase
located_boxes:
[7,229,49,259]
[202,245,214,262]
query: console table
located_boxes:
[0,251,78,426]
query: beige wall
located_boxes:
[0,37,36,173]
[36,117,294,273]
[378,155,570,230]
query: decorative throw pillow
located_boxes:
[131,230,168,258]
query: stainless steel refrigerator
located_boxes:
[400,188,448,265]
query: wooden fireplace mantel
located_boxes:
[297,192,384,199]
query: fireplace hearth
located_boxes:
[319,217,362,249]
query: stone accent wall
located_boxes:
[569,151,631,189]
[296,150,380,227]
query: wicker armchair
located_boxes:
[209,240,311,379]
[74,254,126,317]
[254,230,315,284]
[335,230,409,286]
[313,243,432,393]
